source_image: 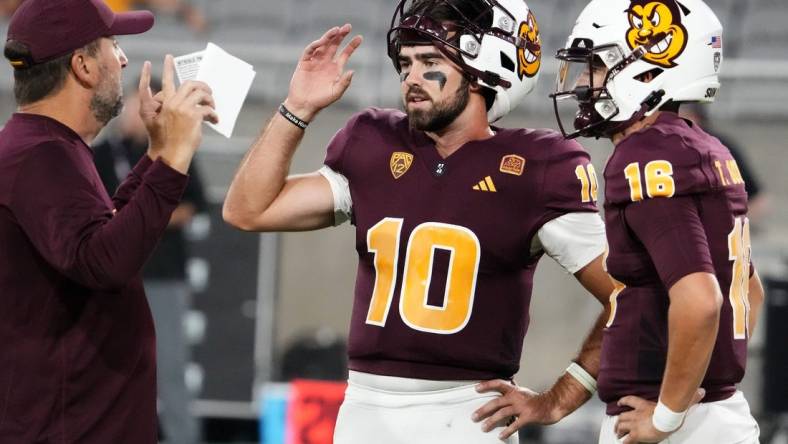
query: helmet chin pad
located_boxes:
[574,103,604,131]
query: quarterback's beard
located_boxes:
[406,78,470,132]
[90,64,124,126]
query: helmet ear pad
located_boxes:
[479,85,496,111]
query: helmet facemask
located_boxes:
[552,40,666,139]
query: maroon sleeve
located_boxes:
[540,137,599,216]
[625,196,716,289]
[111,154,153,211]
[324,111,367,175]
[10,142,187,290]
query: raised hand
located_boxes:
[138,61,163,134]
[284,24,363,121]
[472,379,562,440]
[138,55,218,173]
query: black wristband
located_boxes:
[278,103,309,129]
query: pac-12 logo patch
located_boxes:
[500,155,526,176]
[390,152,414,179]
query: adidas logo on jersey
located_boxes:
[472,176,497,192]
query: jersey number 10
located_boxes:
[575,164,599,203]
[365,218,481,335]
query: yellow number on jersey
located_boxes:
[714,160,729,186]
[575,164,599,203]
[600,247,627,328]
[365,218,404,326]
[624,163,644,202]
[728,217,752,340]
[605,216,754,340]
[366,219,481,334]
[624,161,675,202]
[605,281,626,328]
[645,161,675,198]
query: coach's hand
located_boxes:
[283,24,363,122]
[139,55,218,173]
[614,389,704,443]
[473,380,562,440]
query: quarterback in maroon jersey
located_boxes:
[553,0,763,443]
[225,0,617,442]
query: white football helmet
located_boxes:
[551,0,723,138]
[388,0,543,123]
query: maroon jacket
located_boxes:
[325,108,598,380]
[0,113,187,443]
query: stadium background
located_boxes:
[1,0,786,442]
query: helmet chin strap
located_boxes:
[601,89,666,138]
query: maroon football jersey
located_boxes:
[599,112,752,415]
[324,108,599,380]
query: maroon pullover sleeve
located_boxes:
[112,153,153,211]
[10,142,188,290]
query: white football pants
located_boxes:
[334,371,518,444]
[599,391,760,444]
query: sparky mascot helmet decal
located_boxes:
[517,10,541,79]
[625,0,688,68]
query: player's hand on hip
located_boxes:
[284,24,363,121]
[139,55,218,173]
[614,396,670,443]
[473,379,560,440]
[615,389,704,444]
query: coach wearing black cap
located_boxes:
[0,0,218,442]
